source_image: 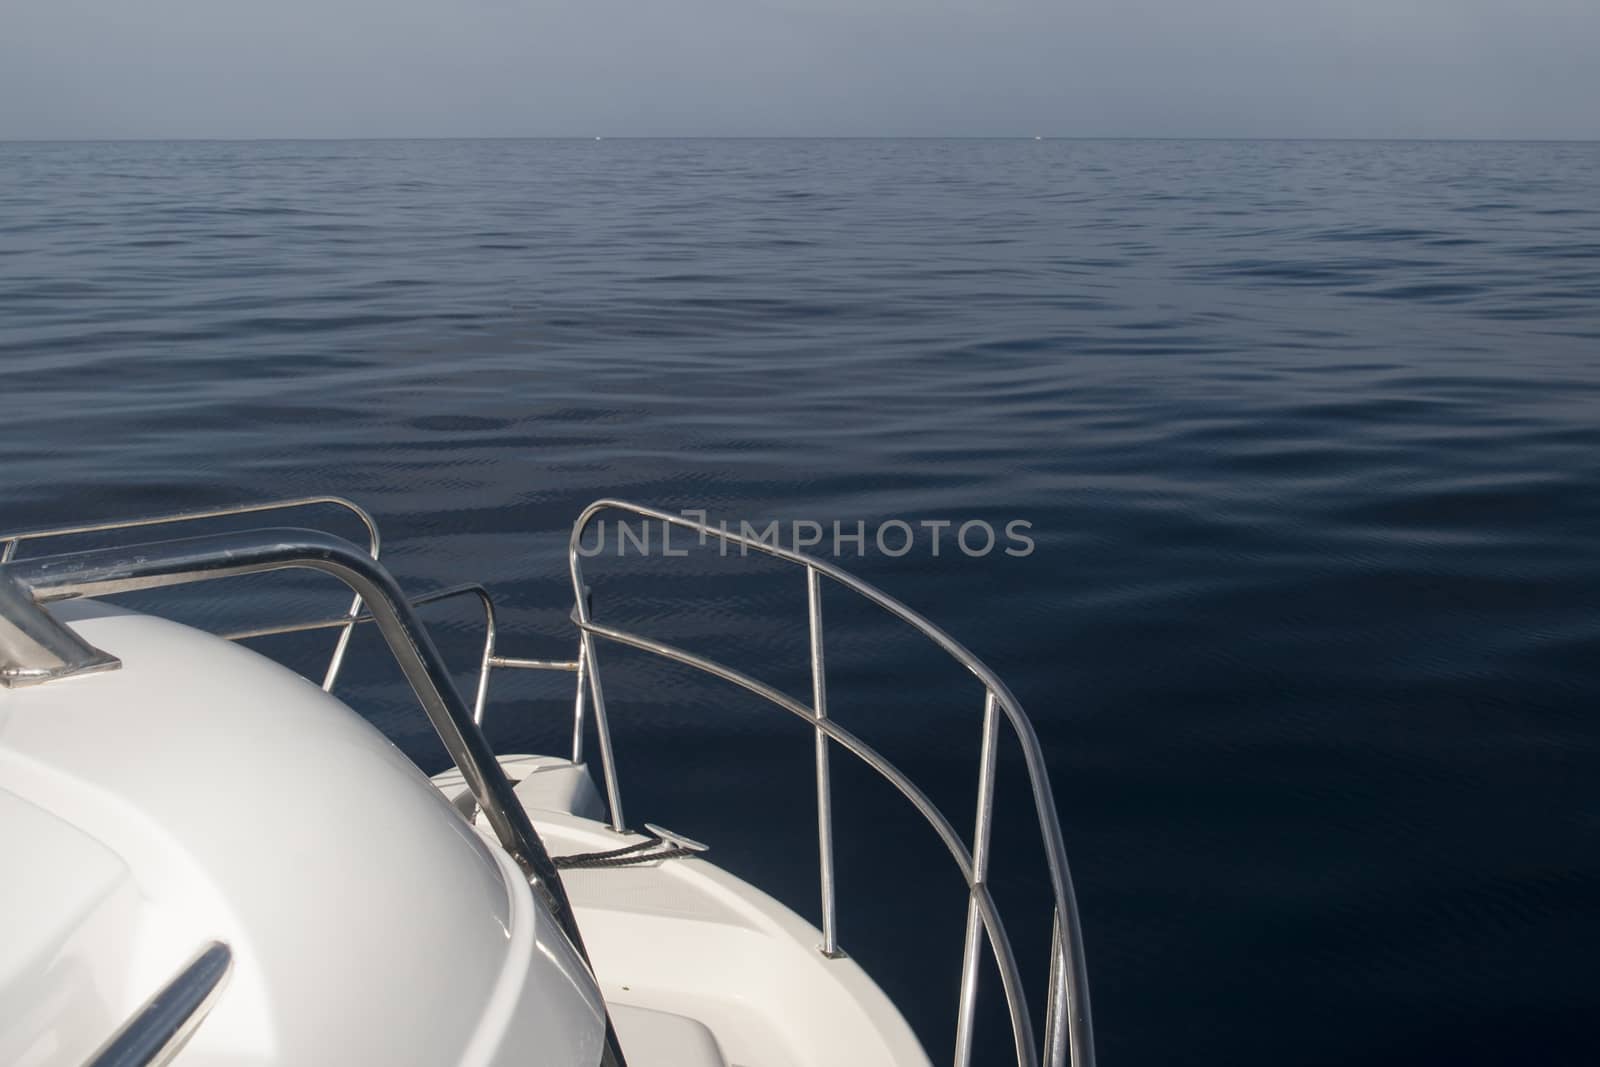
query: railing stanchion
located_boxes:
[1045,909,1068,1067]
[571,640,590,765]
[580,629,626,832]
[320,593,363,692]
[807,565,841,958]
[955,690,1002,1066]
[470,592,497,727]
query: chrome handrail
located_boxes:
[0,496,380,692]
[87,941,232,1067]
[568,500,1094,1067]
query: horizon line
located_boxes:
[4,134,1599,145]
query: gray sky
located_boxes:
[4,0,1597,140]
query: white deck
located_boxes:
[434,758,931,1067]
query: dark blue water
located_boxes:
[5,139,1600,1065]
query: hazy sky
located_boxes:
[4,0,1597,140]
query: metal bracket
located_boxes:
[0,572,120,689]
[641,822,710,854]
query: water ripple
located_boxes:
[2,137,1598,1067]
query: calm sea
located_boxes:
[4,139,1599,1065]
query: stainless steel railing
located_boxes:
[0,496,380,692]
[567,500,1094,1067]
[220,582,586,734]
[0,500,587,738]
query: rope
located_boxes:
[555,845,701,869]
[553,834,702,870]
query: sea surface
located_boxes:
[4,138,1599,1065]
